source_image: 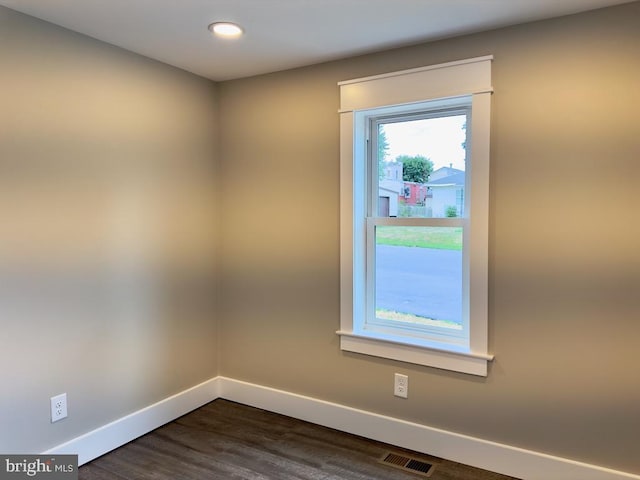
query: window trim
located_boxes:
[338,56,494,376]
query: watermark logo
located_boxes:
[0,456,77,480]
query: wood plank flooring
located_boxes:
[79,399,519,480]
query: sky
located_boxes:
[382,114,466,171]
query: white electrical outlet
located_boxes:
[394,373,408,398]
[51,393,68,423]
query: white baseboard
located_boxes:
[217,377,640,480]
[44,376,640,480]
[43,377,220,465]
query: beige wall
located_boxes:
[2,1,638,474]
[0,6,220,452]
[218,2,640,474]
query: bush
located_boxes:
[445,205,458,217]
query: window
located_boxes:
[338,57,493,376]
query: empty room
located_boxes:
[1,1,638,479]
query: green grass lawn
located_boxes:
[376,226,462,250]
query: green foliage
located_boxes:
[376,226,462,250]
[378,127,390,162]
[397,155,434,183]
[378,127,390,179]
[445,205,458,217]
[461,120,467,151]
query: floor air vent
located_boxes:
[380,452,435,477]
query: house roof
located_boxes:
[426,172,465,187]
[429,166,465,180]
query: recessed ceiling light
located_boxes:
[208,22,243,38]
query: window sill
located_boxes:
[336,330,493,377]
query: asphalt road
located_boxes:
[376,244,462,323]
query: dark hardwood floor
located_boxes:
[79,399,519,480]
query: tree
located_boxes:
[378,127,390,162]
[397,155,433,183]
[461,121,467,152]
[377,127,390,179]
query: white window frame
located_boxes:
[337,56,494,376]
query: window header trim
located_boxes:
[338,55,494,87]
[338,55,493,113]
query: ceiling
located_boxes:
[0,0,633,81]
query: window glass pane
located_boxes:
[377,115,467,218]
[374,226,463,330]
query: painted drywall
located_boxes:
[218,2,640,474]
[0,6,219,453]
[2,1,638,474]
